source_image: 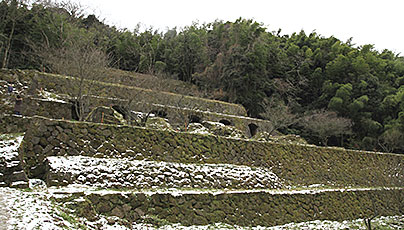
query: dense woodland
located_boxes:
[1,0,404,153]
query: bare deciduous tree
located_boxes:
[27,0,110,121]
[259,98,298,134]
[300,109,352,146]
[35,21,110,120]
[378,128,404,153]
[42,43,110,120]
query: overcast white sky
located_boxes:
[69,0,403,55]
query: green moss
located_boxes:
[26,70,247,116]
[20,117,404,190]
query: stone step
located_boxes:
[0,134,28,188]
[10,180,29,188]
[45,156,287,190]
[9,170,28,181]
[51,186,404,227]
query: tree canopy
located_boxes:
[1,0,404,153]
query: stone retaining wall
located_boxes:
[45,95,271,135]
[1,69,263,136]
[46,156,285,189]
[123,101,271,136]
[20,117,404,188]
[0,114,31,133]
[22,97,72,120]
[8,95,272,136]
[0,152,28,188]
[0,69,247,116]
[0,134,28,188]
[62,188,404,227]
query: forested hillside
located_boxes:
[1,0,404,153]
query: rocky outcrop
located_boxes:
[201,121,246,139]
[253,132,308,145]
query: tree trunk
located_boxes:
[364,218,372,230]
[321,137,328,146]
[2,20,15,68]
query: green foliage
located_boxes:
[328,97,344,111]
[2,1,404,152]
[348,95,368,114]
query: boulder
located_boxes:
[85,106,127,125]
[187,123,211,135]
[29,179,47,191]
[202,121,246,139]
[145,117,173,131]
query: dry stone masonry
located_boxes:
[60,187,404,227]
[0,134,28,188]
[20,117,404,188]
[46,156,284,189]
[1,69,404,228]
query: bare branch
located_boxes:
[300,109,352,146]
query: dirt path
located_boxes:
[0,188,10,230]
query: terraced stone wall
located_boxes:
[62,188,404,227]
[20,117,404,188]
[9,95,272,136]
[0,95,72,133]
[0,69,247,116]
[22,97,72,120]
[46,155,284,189]
[129,102,270,136]
[102,69,203,97]
[0,114,31,133]
[78,95,271,135]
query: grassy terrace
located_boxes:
[0,69,247,116]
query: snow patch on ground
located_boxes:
[0,134,24,161]
[0,185,132,230]
[38,90,68,103]
[44,183,403,198]
[1,187,73,230]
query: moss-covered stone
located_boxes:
[20,117,404,188]
[7,69,247,116]
[96,200,113,213]
[253,132,308,145]
[145,117,173,131]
